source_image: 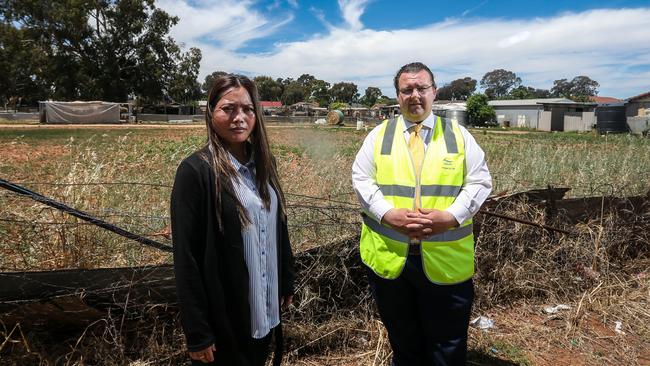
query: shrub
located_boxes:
[467,93,496,126]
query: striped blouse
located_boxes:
[228,152,279,339]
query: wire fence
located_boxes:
[10,176,639,198]
[1,178,648,366]
[0,179,364,272]
[1,178,641,273]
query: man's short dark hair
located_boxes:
[393,62,436,94]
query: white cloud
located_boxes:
[157,0,293,51]
[337,0,370,30]
[162,3,650,98]
[498,30,531,48]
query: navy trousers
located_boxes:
[367,254,474,366]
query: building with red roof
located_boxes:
[589,96,623,105]
[260,101,283,108]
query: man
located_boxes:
[352,62,492,365]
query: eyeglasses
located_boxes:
[399,85,433,96]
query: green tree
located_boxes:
[253,75,283,101]
[310,79,331,107]
[168,47,202,104]
[376,96,397,105]
[0,22,50,108]
[569,76,599,101]
[280,81,305,105]
[296,73,316,97]
[480,69,521,99]
[361,86,382,107]
[202,71,228,96]
[508,85,536,99]
[276,77,293,88]
[508,86,552,99]
[437,77,477,101]
[329,101,348,111]
[330,82,358,103]
[550,78,572,99]
[466,93,495,126]
[551,76,599,101]
[1,0,197,104]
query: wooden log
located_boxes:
[0,265,176,329]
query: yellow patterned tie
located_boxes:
[408,123,425,209]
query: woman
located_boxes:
[171,74,295,366]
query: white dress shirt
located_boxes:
[228,152,280,339]
[352,112,492,225]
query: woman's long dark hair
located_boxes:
[201,74,287,231]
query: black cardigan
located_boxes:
[170,149,295,365]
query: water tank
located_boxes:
[446,109,467,126]
[596,106,628,134]
[432,109,467,126]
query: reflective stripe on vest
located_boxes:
[379,184,461,198]
[359,115,475,284]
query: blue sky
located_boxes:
[158,0,650,98]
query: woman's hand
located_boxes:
[189,344,217,363]
[281,295,293,310]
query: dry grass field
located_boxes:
[1,123,648,365]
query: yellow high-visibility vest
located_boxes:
[359,115,474,284]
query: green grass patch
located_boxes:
[490,340,532,366]
[273,144,305,157]
[473,130,650,197]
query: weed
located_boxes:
[490,340,532,366]
[0,124,649,365]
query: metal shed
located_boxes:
[625,91,650,135]
[489,98,596,131]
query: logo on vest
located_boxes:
[442,158,456,170]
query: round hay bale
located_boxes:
[327,110,345,126]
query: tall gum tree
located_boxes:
[480,69,522,99]
[0,0,200,104]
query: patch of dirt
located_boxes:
[0,143,68,164]
[470,300,650,366]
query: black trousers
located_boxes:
[367,254,474,366]
[190,330,272,366]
